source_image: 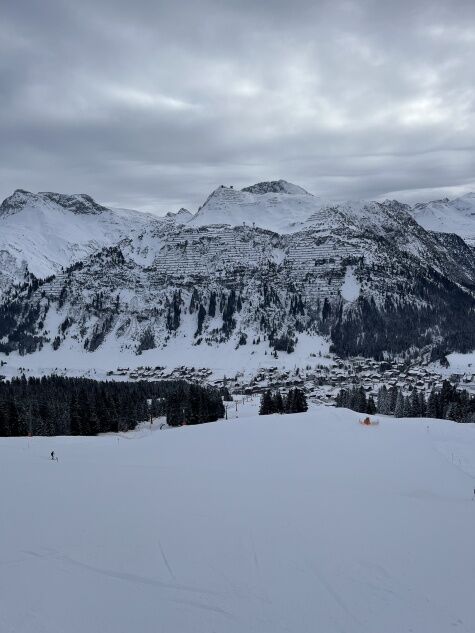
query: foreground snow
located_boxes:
[1,405,474,632]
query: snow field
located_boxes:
[340,266,361,302]
[0,405,474,632]
[411,193,475,246]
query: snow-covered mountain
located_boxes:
[190,183,475,245]
[410,193,475,246]
[187,180,475,246]
[165,207,193,223]
[1,181,474,365]
[188,180,327,232]
[241,179,310,195]
[0,189,162,295]
[3,183,473,300]
[1,184,474,363]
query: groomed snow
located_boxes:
[1,404,474,632]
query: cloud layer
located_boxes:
[1,0,474,213]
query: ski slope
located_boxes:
[0,405,474,632]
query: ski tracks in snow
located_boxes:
[17,547,242,623]
[157,538,175,579]
[305,559,364,633]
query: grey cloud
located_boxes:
[0,0,474,214]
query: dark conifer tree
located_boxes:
[273,391,284,414]
[336,380,474,423]
[394,391,405,418]
[284,388,295,413]
[410,389,420,417]
[377,386,389,414]
[293,388,308,413]
[388,386,398,414]
[195,304,206,336]
[367,396,377,415]
[208,292,216,318]
[426,389,438,418]
[418,391,426,417]
[259,390,275,415]
[0,403,7,436]
[0,376,225,436]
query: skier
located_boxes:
[51,450,55,461]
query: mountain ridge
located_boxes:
[241,179,310,195]
[1,195,474,362]
[0,189,163,295]
[0,189,111,217]
[410,192,475,246]
[0,181,474,364]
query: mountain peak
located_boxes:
[38,192,109,215]
[189,181,320,232]
[409,192,475,245]
[0,190,109,217]
[242,180,310,195]
[165,208,193,223]
[176,207,192,219]
[0,189,39,216]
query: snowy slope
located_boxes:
[2,195,475,361]
[190,182,475,245]
[1,184,474,299]
[1,405,474,633]
[188,181,328,233]
[0,189,160,293]
[411,193,475,246]
[1,181,475,363]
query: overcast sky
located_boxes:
[1,0,474,214]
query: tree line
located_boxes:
[259,388,308,415]
[0,376,225,436]
[336,381,475,422]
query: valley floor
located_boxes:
[0,332,332,381]
[0,404,474,632]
